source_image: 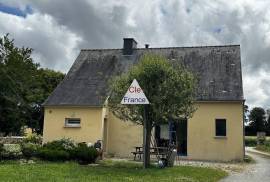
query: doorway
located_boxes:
[102,118,108,152]
[155,119,187,156]
[174,120,187,156]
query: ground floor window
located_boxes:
[215,119,226,137]
[65,118,81,127]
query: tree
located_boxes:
[0,34,37,135]
[109,54,196,168]
[248,107,267,133]
[266,109,270,135]
[0,34,64,135]
[26,68,64,133]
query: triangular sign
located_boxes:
[121,79,149,105]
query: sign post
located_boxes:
[121,79,150,168]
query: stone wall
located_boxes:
[0,137,24,144]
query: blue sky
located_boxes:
[0,3,32,17]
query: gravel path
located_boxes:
[174,158,247,174]
[220,149,270,182]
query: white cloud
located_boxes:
[1,0,270,108]
[243,69,270,109]
[0,11,82,72]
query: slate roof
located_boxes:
[43,45,244,106]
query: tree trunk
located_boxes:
[143,105,152,168]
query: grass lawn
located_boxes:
[0,160,227,182]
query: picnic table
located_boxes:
[131,146,169,160]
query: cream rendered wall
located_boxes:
[106,111,143,158]
[101,106,109,151]
[43,102,243,161]
[188,102,244,161]
[43,107,103,144]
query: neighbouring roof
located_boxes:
[43,45,243,106]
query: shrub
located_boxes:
[0,143,4,153]
[34,139,98,163]
[257,137,266,145]
[265,140,270,147]
[21,143,39,160]
[37,148,70,161]
[36,138,75,161]
[0,143,4,160]
[43,138,75,151]
[1,144,22,160]
[73,143,98,165]
[245,138,257,147]
[23,133,42,144]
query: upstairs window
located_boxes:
[65,118,81,127]
[215,119,226,137]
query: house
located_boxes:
[43,38,244,161]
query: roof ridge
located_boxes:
[81,44,240,51]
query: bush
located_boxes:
[23,133,42,144]
[43,138,75,151]
[0,143,4,153]
[21,143,39,159]
[256,141,270,153]
[258,137,266,145]
[0,143,4,160]
[73,143,98,165]
[36,138,75,161]
[265,140,270,146]
[245,138,257,147]
[1,144,22,160]
[37,148,70,161]
[33,139,98,163]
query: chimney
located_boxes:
[123,38,137,55]
[145,44,149,49]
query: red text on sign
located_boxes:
[128,86,141,93]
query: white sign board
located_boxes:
[121,79,149,104]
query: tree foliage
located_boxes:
[109,54,197,127]
[248,107,267,132]
[0,34,64,135]
[109,54,196,168]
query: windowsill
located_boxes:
[63,125,81,128]
[214,136,227,139]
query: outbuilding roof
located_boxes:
[43,44,243,106]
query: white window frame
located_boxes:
[65,118,81,128]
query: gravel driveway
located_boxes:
[221,149,270,182]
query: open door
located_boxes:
[155,120,188,156]
[176,119,187,156]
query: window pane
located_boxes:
[65,118,81,127]
[216,119,226,136]
[68,119,80,124]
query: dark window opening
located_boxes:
[215,119,226,136]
